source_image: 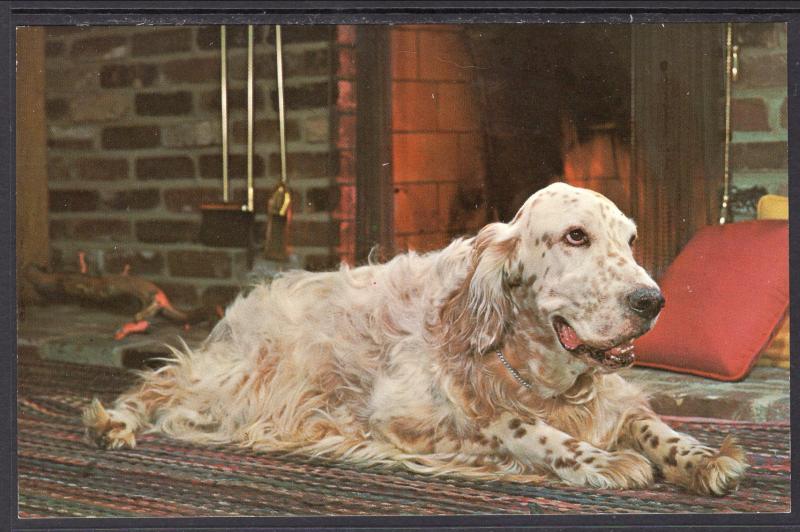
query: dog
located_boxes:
[83,182,747,496]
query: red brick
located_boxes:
[738,52,787,88]
[102,126,160,150]
[333,184,356,218]
[338,149,355,182]
[732,141,788,170]
[231,118,300,144]
[457,133,486,185]
[418,31,471,81]
[164,187,220,213]
[102,249,164,276]
[337,80,355,111]
[131,27,191,56]
[393,132,459,183]
[395,232,451,253]
[73,158,128,181]
[100,63,157,88]
[291,221,339,247]
[48,138,93,150]
[337,114,355,149]
[283,48,330,78]
[71,93,132,122]
[270,83,329,111]
[394,183,440,234]
[391,29,418,79]
[268,152,330,180]
[135,91,193,116]
[49,190,98,212]
[162,57,220,84]
[161,121,219,148]
[199,154,265,179]
[101,189,160,211]
[168,250,232,279]
[393,81,437,131]
[200,88,264,114]
[436,82,479,131]
[136,220,199,243]
[157,282,200,307]
[304,115,329,144]
[45,99,68,121]
[136,156,194,180]
[71,219,131,240]
[337,46,356,79]
[304,187,340,213]
[47,157,69,181]
[201,285,241,309]
[732,98,770,131]
[337,26,356,46]
[71,35,128,58]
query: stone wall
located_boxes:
[730,22,788,219]
[43,25,343,307]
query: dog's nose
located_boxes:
[627,287,665,320]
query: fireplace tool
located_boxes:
[263,24,293,260]
[199,25,256,248]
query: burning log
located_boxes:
[24,261,222,340]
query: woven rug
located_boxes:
[17,354,790,517]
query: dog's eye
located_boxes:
[565,229,589,246]
[629,234,637,247]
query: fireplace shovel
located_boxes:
[199,25,256,248]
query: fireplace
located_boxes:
[347,23,740,279]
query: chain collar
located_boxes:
[495,349,533,390]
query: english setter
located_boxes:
[84,182,747,496]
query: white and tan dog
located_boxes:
[84,182,747,496]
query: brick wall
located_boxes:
[44,25,340,307]
[390,25,489,253]
[730,23,788,219]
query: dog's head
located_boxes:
[449,182,663,372]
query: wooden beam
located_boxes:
[16,26,50,306]
[355,26,393,262]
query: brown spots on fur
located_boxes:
[664,446,679,467]
[583,456,595,464]
[539,436,547,445]
[685,462,693,470]
[640,424,649,434]
[563,438,580,452]
[650,436,660,449]
[514,427,527,438]
[554,457,578,469]
[667,437,680,444]
[490,436,501,450]
[387,418,435,453]
[508,418,522,430]
[680,449,690,456]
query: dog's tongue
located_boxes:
[556,321,582,350]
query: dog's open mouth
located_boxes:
[553,317,636,370]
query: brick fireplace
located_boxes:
[34,22,787,311]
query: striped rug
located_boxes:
[17,355,790,517]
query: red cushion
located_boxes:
[634,220,789,381]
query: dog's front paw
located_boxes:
[682,436,748,496]
[558,449,654,490]
[82,398,137,450]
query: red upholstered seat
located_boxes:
[634,220,789,381]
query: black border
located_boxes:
[4,2,799,530]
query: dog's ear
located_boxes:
[440,222,520,355]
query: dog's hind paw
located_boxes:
[82,398,137,450]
